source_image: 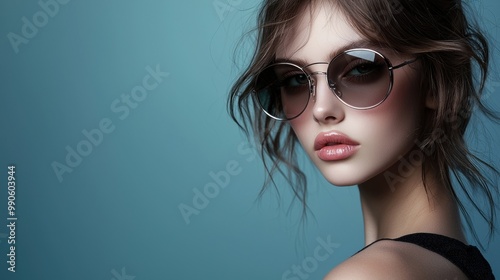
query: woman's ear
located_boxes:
[425,91,438,109]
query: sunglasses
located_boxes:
[253,48,418,120]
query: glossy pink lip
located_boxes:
[314,131,360,161]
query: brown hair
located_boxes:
[228,0,499,246]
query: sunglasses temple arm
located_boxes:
[390,57,419,70]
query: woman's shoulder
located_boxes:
[323,239,468,280]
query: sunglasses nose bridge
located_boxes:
[308,71,328,102]
[303,61,329,100]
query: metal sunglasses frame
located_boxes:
[254,48,419,121]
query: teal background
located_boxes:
[0,1,499,279]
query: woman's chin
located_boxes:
[320,170,379,187]
[322,176,362,187]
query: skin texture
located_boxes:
[276,3,469,279]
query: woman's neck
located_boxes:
[357,157,466,246]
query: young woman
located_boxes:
[228,0,498,279]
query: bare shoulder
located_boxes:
[323,240,467,280]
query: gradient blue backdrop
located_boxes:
[0,1,499,279]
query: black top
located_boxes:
[355,233,495,280]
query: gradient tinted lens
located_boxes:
[254,63,311,120]
[327,49,391,108]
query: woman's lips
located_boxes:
[314,131,360,161]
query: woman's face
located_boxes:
[278,3,425,186]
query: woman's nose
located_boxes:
[310,73,345,124]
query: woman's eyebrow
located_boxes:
[327,40,380,60]
[275,39,381,66]
[273,56,309,66]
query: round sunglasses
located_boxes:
[253,48,418,120]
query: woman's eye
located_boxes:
[282,74,308,87]
[346,63,378,76]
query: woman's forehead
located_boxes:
[276,2,365,63]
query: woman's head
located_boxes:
[229,0,496,241]
[268,3,427,186]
